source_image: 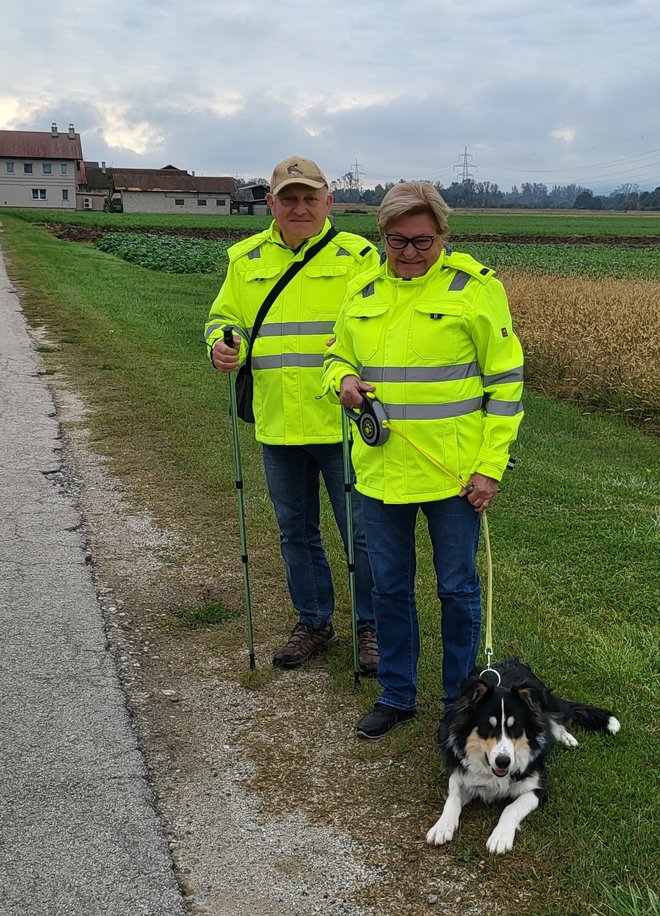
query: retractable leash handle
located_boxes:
[222,327,256,670]
[342,393,390,446]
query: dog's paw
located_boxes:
[486,823,516,855]
[607,716,621,735]
[426,816,457,846]
[558,726,578,747]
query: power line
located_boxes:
[453,146,477,183]
[349,156,366,193]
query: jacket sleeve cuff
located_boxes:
[207,328,247,366]
[471,446,510,482]
[321,362,358,398]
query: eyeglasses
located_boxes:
[385,233,438,251]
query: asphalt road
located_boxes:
[0,239,187,916]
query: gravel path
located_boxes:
[47,385,383,916]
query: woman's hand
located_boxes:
[461,473,499,513]
[339,375,376,408]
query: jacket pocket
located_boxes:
[411,301,464,361]
[244,266,281,283]
[344,304,389,363]
[304,264,350,313]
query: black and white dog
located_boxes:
[426,658,620,855]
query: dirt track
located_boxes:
[48,223,660,248]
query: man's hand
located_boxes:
[339,375,376,408]
[211,335,240,373]
[460,472,499,513]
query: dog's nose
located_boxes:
[495,754,511,769]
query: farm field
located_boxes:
[91,229,660,281]
[0,212,658,916]
[4,205,660,241]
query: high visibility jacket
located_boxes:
[205,220,379,444]
[321,248,524,504]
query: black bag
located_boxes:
[234,364,255,423]
[231,227,337,424]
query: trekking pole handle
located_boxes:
[223,327,237,349]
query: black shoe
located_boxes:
[357,626,379,678]
[356,703,416,740]
[272,621,336,669]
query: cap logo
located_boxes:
[287,165,303,175]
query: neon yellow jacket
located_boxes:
[205,219,379,444]
[322,248,524,503]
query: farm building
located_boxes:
[82,164,235,214]
[0,123,83,210]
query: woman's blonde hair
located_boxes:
[377,181,451,237]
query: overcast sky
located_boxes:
[1,0,658,194]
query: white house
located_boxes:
[0,123,83,209]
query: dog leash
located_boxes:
[345,396,497,677]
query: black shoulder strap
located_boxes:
[244,227,338,370]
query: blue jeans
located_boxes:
[361,495,482,709]
[262,443,375,631]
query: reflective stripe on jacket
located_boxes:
[321,248,524,503]
[205,219,379,444]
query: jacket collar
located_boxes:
[382,245,448,285]
[269,218,333,253]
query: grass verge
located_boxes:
[1,214,658,915]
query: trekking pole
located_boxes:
[341,407,361,687]
[223,328,256,670]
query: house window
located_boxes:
[61,163,68,175]
[24,163,33,174]
[174,199,184,206]
[6,162,14,173]
[32,189,47,200]
[43,163,52,175]
[216,199,225,206]
[197,198,207,206]
[62,189,69,201]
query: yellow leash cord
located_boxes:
[381,419,495,667]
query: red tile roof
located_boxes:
[0,129,83,160]
[110,169,234,194]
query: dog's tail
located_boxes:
[561,700,620,735]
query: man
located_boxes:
[205,156,380,674]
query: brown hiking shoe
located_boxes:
[272,621,337,669]
[358,626,379,678]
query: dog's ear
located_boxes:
[470,681,491,706]
[513,682,537,711]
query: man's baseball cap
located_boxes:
[269,156,328,195]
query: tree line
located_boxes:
[329,174,660,211]
[235,175,660,211]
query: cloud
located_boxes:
[2,0,659,192]
[551,129,576,144]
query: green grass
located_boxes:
[169,600,240,628]
[595,883,660,916]
[1,213,658,915]
[4,205,660,238]
[463,241,660,278]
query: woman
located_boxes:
[322,182,524,738]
